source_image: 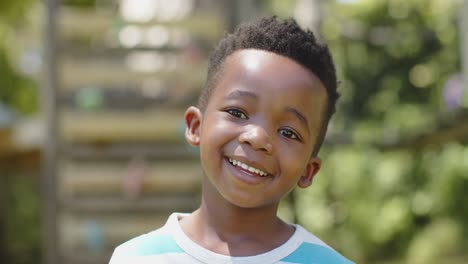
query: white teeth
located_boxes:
[228,158,268,177]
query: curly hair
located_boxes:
[198,16,339,156]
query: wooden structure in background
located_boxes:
[42,1,225,263]
[42,1,59,263]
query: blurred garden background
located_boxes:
[0,0,467,263]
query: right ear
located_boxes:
[184,106,202,146]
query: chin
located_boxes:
[218,192,254,208]
[224,193,276,210]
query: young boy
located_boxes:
[110,16,353,264]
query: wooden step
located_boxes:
[60,54,206,91]
[58,212,171,254]
[59,7,223,43]
[59,160,202,196]
[60,195,200,213]
[61,110,186,143]
[62,143,199,160]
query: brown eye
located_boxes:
[226,109,248,119]
[279,128,299,140]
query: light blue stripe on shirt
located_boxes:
[118,233,184,257]
[280,242,353,264]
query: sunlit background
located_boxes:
[0,0,467,263]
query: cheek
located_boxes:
[201,116,237,148]
[277,142,311,172]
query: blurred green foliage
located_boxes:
[0,0,34,25]
[0,0,37,114]
[284,0,467,263]
[62,0,97,8]
[0,174,41,264]
[0,0,40,262]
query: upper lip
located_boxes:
[226,155,273,176]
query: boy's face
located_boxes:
[185,49,327,209]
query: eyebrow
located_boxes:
[285,107,310,133]
[224,90,258,101]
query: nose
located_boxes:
[238,124,273,154]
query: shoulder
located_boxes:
[109,213,185,261]
[111,229,183,258]
[279,225,354,264]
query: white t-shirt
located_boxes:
[109,213,354,264]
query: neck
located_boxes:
[192,178,288,241]
[178,178,295,256]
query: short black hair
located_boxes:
[198,16,339,156]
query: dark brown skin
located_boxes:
[181,49,328,256]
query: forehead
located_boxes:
[218,49,325,91]
[213,49,327,108]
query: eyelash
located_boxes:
[279,128,301,141]
[225,108,248,119]
[224,108,302,142]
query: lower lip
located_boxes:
[225,157,270,185]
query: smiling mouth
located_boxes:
[227,158,270,177]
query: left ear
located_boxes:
[297,157,321,189]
